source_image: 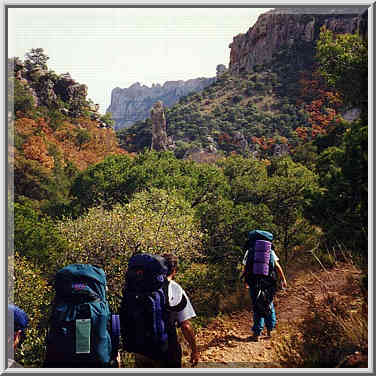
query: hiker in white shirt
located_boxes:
[135,254,199,367]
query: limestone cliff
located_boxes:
[229,7,368,74]
[107,76,216,130]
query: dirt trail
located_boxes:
[188,263,362,368]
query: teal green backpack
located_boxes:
[44,264,119,368]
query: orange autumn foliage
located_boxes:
[14,116,126,172]
[296,69,344,142]
[250,135,289,152]
[23,135,55,169]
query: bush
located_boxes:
[232,94,243,104]
[13,201,68,267]
[74,128,91,150]
[56,188,205,310]
[100,112,115,128]
[12,78,35,115]
[176,263,222,319]
[176,262,246,320]
[9,253,53,367]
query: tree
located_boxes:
[100,112,115,128]
[11,78,35,115]
[71,151,229,213]
[316,28,367,110]
[311,28,368,255]
[75,128,91,150]
[263,157,320,267]
[24,48,50,71]
[310,120,367,254]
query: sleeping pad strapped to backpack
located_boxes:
[120,253,187,361]
[44,264,120,368]
[243,230,277,316]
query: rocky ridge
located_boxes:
[107,76,217,130]
[12,58,108,127]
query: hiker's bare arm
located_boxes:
[180,320,199,366]
[241,267,249,288]
[275,261,287,288]
[117,352,122,367]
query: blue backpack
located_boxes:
[120,253,186,360]
[44,264,120,368]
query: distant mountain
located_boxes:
[106,76,218,130]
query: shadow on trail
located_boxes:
[198,334,253,352]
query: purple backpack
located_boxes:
[244,230,276,283]
[253,240,272,276]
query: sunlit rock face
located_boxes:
[229,7,367,75]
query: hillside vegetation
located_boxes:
[9,48,124,216]
[9,28,368,368]
[117,69,309,158]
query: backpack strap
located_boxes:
[111,314,120,353]
[162,280,188,313]
[243,244,255,277]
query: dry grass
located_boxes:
[273,261,368,368]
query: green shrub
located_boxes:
[232,94,243,104]
[12,78,35,115]
[9,253,53,367]
[177,263,227,319]
[13,201,68,267]
[100,112,115,128]
[176,260,250,322]
[74,128,91,150]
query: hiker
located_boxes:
[242,230,287,341]
[8,304,29,368]
[44,264,121,368]
[120,253,199,368]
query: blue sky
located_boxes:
[8,7,272,113]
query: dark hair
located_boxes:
[162,253,178,276]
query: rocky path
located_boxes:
[186,262,363,368]
[191,290,290,368]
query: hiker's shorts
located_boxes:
[249,288,277,335]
